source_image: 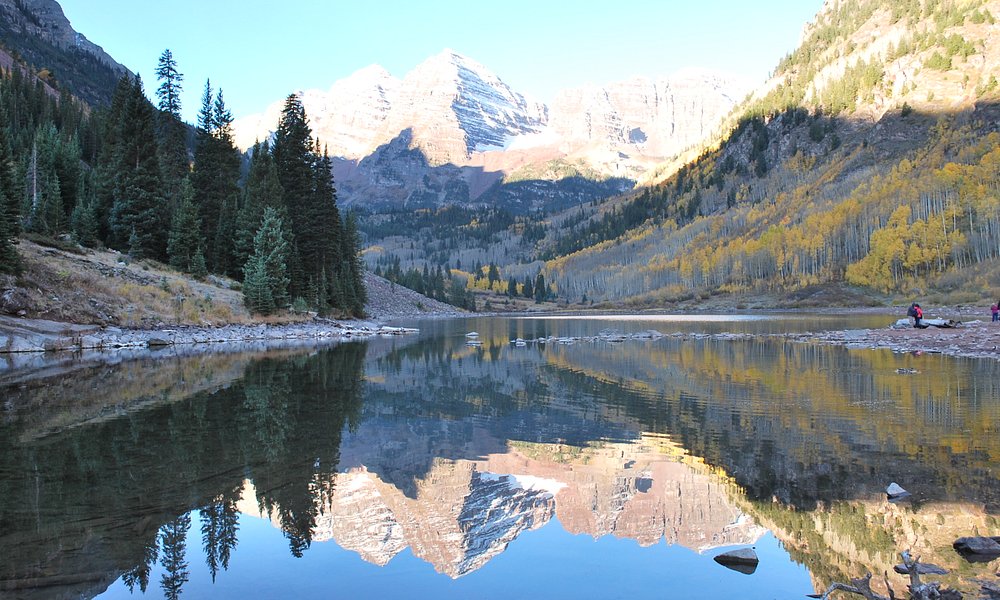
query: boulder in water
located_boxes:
[954,536,1000,562]
[714,547,758,574]
[886,482,911,501]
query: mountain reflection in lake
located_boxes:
[2,315,1000,599]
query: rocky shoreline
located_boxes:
[0,314,417,355]
[649,317,1000,361]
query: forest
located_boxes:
[0,49,366,317]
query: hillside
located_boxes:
[0,239,458,328]
[539,0,1000,307]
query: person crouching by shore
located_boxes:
[992,302,999,322]
[907,302,923,328]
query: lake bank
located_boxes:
[0,314,419,380]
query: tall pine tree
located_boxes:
[107,76,165,259]
[0,188,18,274]
[192,81,240,274]
[341,211,367,316]
[271,96,365,314]
[272,94,314,300]
[154,48,189,203]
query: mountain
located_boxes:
[0,0,131,105]
[239,437,764,578]
[232,50,747,213]
[540,0,1000,305]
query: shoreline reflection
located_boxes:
[1,316,999,599]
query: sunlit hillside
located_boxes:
[543,0,1000,306]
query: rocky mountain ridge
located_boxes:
[0,0,130,105]
[232,50,747,212]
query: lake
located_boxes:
[3,313,1000,599]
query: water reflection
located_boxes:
[0,342,366,600]
[2,316,1000,599]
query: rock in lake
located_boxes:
[714,547,758,574]
[886,482,911,501]
[954,536,1000,562]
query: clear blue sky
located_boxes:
[57,1,824,124]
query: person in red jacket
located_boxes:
[907,302,923,328]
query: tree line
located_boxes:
[547,109,1000,303]
[0,49,365,317]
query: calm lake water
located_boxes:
[3,313,1000,599]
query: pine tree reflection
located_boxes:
[158,514,190,600]
[200,491,241,582]
[0,341,367,599]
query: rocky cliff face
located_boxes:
[232,50,746,212]
[547,69,747,176]
[0,0,120,66]
[0,0,130,105]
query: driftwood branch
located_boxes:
[812,551,966,600]
[815,573,891,600]
[901,551,921,592]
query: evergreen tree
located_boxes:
[534,272,547,303]
[200,499,239,583]
[192,82,240,274]
[522,275,533,299]
[341,211,367,316]
[53,131,82,222]
[213,192,238,275]
[21,125,62,235]
[272,94,315,299]
[122,540,159,594]
[154,49,183,118]
[0,189,19,274]
[271,97,362,313]
[108,76,165,259]
[190,246,208,279]
[506,275,517,297]
[154,49,188,202]
[0,106,20,240]
[167,178,203,272]
[197,79,213,133]
[234,142,284,273]
[93,75,133,242]
[242,255,274,315]
[70,171,99,247]
[243,206,290,314]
